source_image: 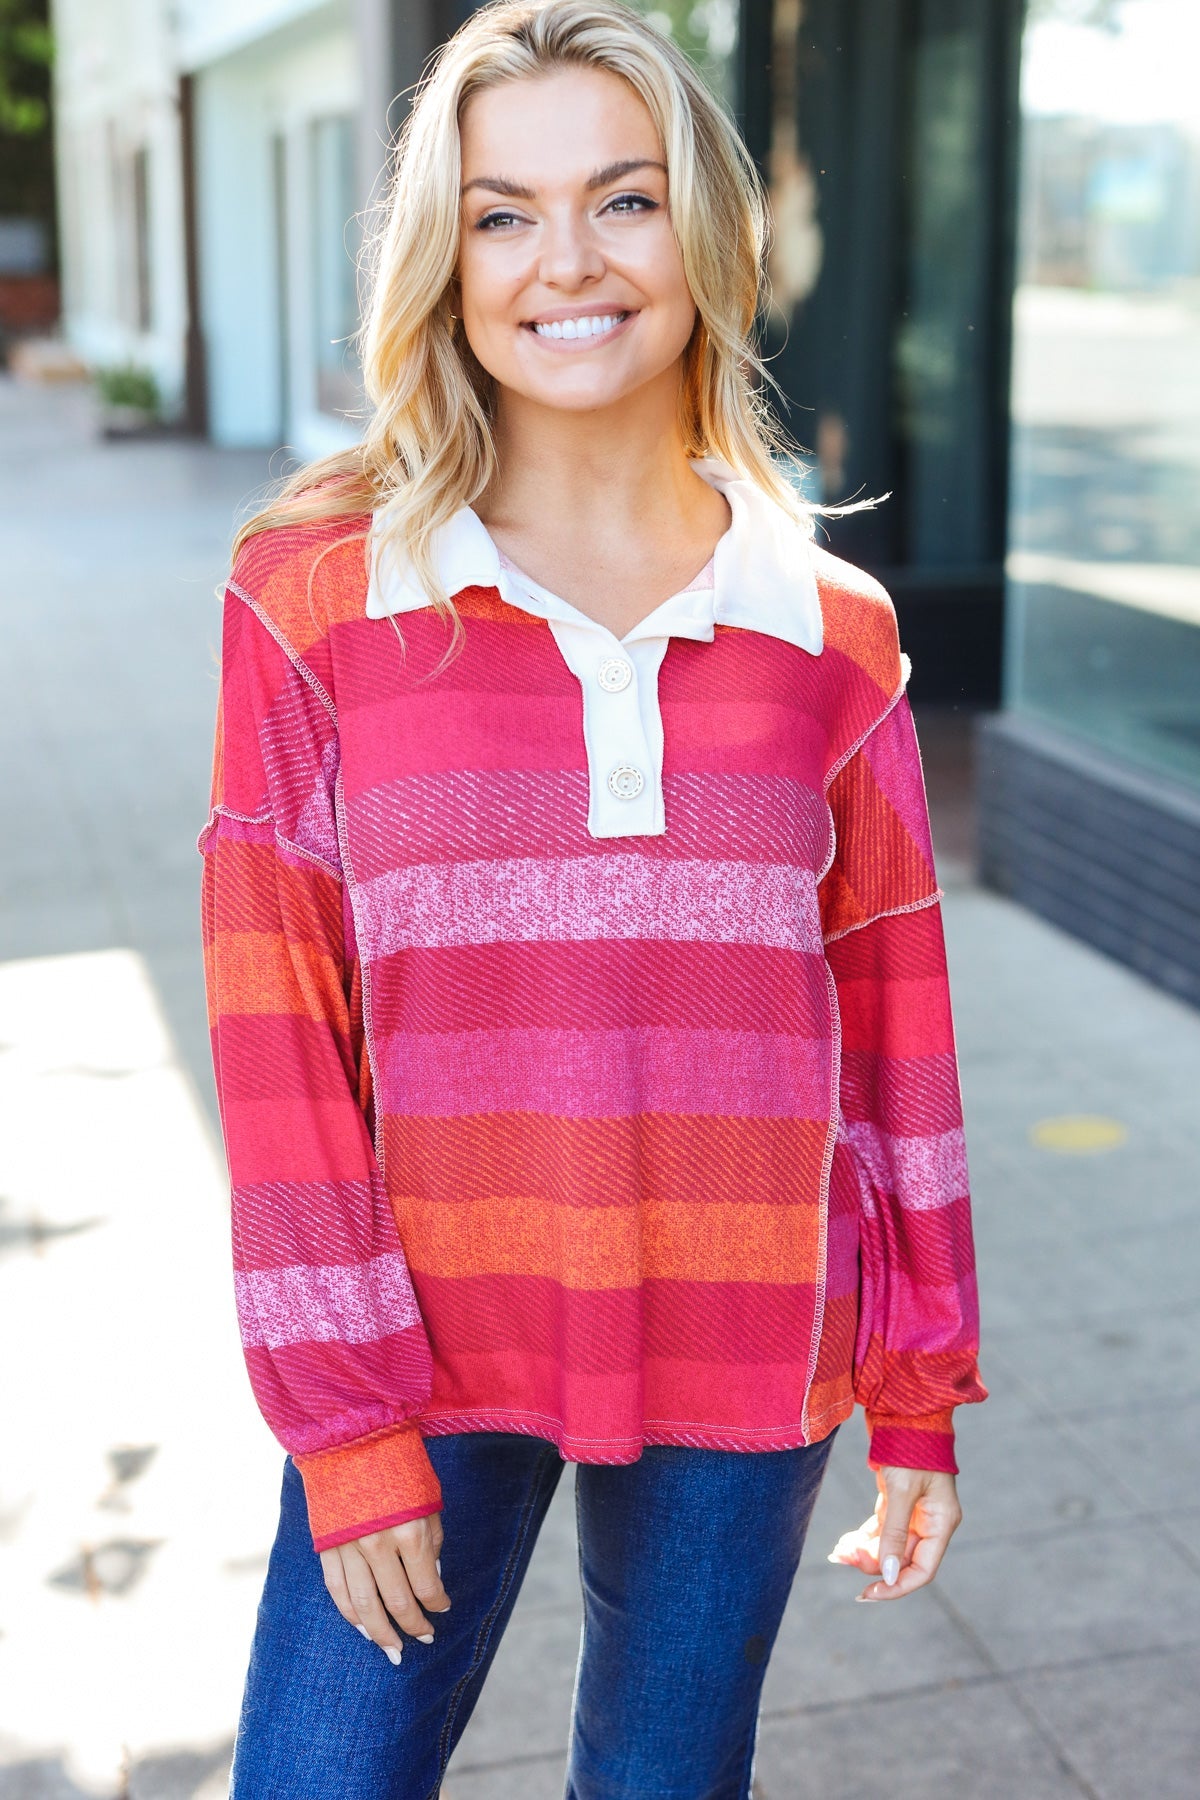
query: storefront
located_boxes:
[977,0,1200,1004]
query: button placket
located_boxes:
[545,616,664,837]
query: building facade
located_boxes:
[50,0,188,405]
[977,0,1200,1005]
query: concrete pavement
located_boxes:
[2,373,1198,1799]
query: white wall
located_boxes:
[50,0,188,409]
[192,2,361,451]
[174,0,334,72]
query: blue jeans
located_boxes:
[230,1425,840,1799]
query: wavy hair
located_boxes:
[232,0,829,659]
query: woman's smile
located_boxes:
[522,308,637,349]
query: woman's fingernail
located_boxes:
[882,1555,900,1586]
[417,1632,435,1644]
[355,1624,371,1639]
[384,1645,403,1665]
[435,1558,442,1575]
[854,1593,878,1602]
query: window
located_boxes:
[1006,0,1200,788]
[310,114,362,418]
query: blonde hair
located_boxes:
[233,0,826,659]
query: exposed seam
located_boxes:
[822,888,944,946]
[823,660,911,796]
[799,959,839,1443]
[228,579,339,727]
[414,1403,853,1445]
[197,801,343,882]
[814,661,914,906]
[204,802,272,827]
[274,829,342,879]
[333,760,388,1182]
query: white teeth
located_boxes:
[532,313,626,340]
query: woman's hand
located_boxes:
[827,1467,962,1602]
[319,1511,451,1661]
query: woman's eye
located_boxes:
[474,194,657,231]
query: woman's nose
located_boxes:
[536,213,606,287]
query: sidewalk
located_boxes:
[2,374,1197,1799]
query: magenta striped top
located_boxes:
[198,505,988,1551]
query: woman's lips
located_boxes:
[522,311,636,349]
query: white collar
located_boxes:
[365,454,823,655]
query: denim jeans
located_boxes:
[230,1424,840,1799]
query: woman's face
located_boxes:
[455,65,696,417]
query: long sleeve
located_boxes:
[198,584,443,1550]
[819,678,988,1475]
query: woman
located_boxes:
[198,2,988,1793]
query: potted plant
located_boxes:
[94,362,161,438]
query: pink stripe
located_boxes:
[343,690,583,786]
[839,1048,964,1131]
[845,1122,970,1213]
[370,940,832,1037]
[346,770,828,875]
[243,1333,432,1452]
[357,857,823,959]
[235,1252,423,1349]
[860,699,936,868]
[232,1178,395,1271]
[376,1024,833,1119]
[414,1270,819,1366]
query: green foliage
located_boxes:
[94,363,161,415]
[0,0,53,138]
[629,1,738,109]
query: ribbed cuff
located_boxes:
[865,1407,958,1475]
[293,1421,443,1551]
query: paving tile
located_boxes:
[1058,1393,1200,1513]
[946,1411,1139,1549]
[761,1562,989,1714]
[443,1753,568,1800]
[509,1460,580,1614]
[443,1603,582,1772]
[752,1678,1088,1799]
[933,1516,1200,1674]
[984,1299,1200,1419]
[1012,1645,1200,1800]
[971,1225,1134,1333]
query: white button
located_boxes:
[597,656,633,693]
[608,764,645,801]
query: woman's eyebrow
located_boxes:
[461,157,667,198]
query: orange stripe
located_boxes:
[393,1192,823,1287]
[205,929,338,1020]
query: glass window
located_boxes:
[630,2,739,111]
[1007,0,1200,789]
[310,114,363,419]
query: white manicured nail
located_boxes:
[384,1645,403,1665]
[882,1555,900,1586]
[436,1558,442,1575]
[355,1624,371,1638]
[417,1632,435,1644]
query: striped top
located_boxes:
[198,499,987,1552]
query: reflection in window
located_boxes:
[1007,0,1200,787]
[629,2,739,111]
[310,115,363,419]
